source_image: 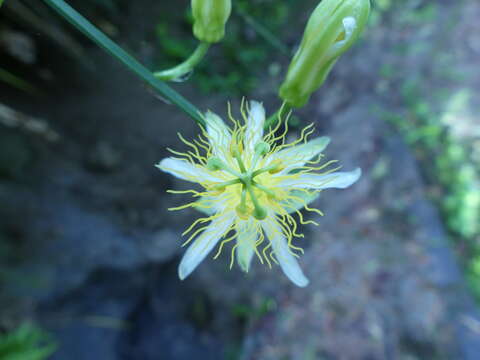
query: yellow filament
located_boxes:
[229,243,239,269]
[182,225,210,247]
[214,232,237,259]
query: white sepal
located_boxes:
[205,111,232,162]
[236,218,258,273]
[262,218,309,287]
[244,101,265,153]
[277,168,361,189]
[156,157,224,183]
[178,212,235,280]
[270,136,330,172]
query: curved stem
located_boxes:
[264,102,292,129]
[235,5,289,56]
[154,42,210,81]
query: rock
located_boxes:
[85,142,121,173]
[240,98,480,360]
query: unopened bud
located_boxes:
[279,0,370,107]
[192,0,232,43]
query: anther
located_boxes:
[267,160,284,174]
[206,157,225,171]
[251,160,284,178]
[254,142,271,156]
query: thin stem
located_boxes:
[251,163,279,178]
[154,42,210,81]
[246,183,266,220]
[253,182,276,199]
[264,102,292,129]
[235,6,290,56]
[0,0,5,8]
[233,150,247,173]
[41,0,205,126]
[212,178,241,190]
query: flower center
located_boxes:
[206,142,282,220]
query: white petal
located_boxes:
[156,157,223,183]
[278,168,362,189]
[281,190,320,214]
[178,213,235,280]
[244,101,265,153]
[270,136,330,172]
[194,193,230,215]
[331,17,357,53]
[236,219,258,273]
[262,218,309,287]
[205,111,232,161]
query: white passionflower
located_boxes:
[157,101,361,287]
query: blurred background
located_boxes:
[0,0,479,359]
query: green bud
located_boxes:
[192,0,232,43]
[279,0,370,108]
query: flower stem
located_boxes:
[264,102,292,129]
[235,5,290,55]
[154,42,210,81]
[41,0,205,126]
[0,0,5,8]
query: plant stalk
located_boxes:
[41,0,205,126]
[154,42,210,81]
[264,102,292,129]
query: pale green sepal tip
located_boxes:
[237,247,253,273]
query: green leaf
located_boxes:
[0,324,57,360]
[41,0,204,126]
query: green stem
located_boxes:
[154,42,210,81]
[264,102,292,129]
[41,0,204,126]
[236,6,290,56]
[233,149,247,173]
[0,0,5,8]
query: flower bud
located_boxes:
[191,0,232,43]
[279,0,370,108]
